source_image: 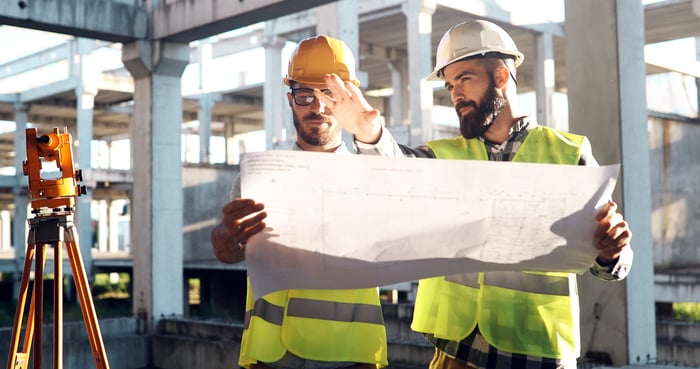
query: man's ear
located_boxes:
[287,92,294,108]
[494,66,510,89]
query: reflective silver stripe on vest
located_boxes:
[245,297,285,329]
[445,271,573,296]
[445,273,480,288]
[287,298,384,325]
[245,297,384,328]
[483,271,572,296]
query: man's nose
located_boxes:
[451,89,464,104]
[310,97,327,113]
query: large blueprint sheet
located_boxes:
[241,151,619,299]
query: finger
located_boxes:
[596,200,617,221]
[223,201,264,233]
[607,221,629,241]
[235,211,268,234]
[237,221,267,244]
[323,73,347,93]
[222,198,255,213]
[314,88,336,106]
[598,225,631,253]
[594,210,623,240]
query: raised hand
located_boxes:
[315,73,383,144]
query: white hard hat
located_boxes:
[427,20,524,81]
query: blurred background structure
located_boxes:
[0,0,698,368]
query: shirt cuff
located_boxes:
[353,127,404,157]
[589,246,634,281]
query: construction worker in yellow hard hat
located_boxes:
[319,19,634,369]
[211,35,387,369]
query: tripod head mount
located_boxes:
[22,127,87,213]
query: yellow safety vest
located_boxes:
[412,126,585,359]
[239,279,388,368]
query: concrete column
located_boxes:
[223,121,237,165]
[196,39,215,163]
[74,38,98,275]
[122,40,189,331]
[534,32,559,130]
[403,0,436,145]
[108,199,121,253]
[1,210,10,251]
[693,36,700,118]
[565,0,655,365]
[316,0,362,149]
[388,61,403,127]
[262,22,287,150]
[197,94,214,163]
[12,101,29,300]
[97,200,109,252]
[317,0,359,53]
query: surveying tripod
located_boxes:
[6,127,110,369]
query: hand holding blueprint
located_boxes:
[241,151,619,299]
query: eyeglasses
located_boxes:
[291,88,334,106]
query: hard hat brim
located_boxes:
[425,50,524,81]
[284,77,360,87]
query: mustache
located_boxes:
[455,100,477,114]
[304,113,332,121]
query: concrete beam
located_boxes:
[0,0,148,43]
[0,43,70,79]
[0,40,111,79]
[0,94,17,103]
[151,0,337,43]
[19,77,78,103]
[645,54,700,78]
[655,273,700,302]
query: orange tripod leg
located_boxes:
[33,242,44,369]
[65,233,110,369]
[5,243,41,369]
[54,240,63,369]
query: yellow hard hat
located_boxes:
[427,20,524,81]
[284,35,360,87]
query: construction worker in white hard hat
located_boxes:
[211,35,387,369]
[318,19,634,369]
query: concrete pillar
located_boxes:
[1,210,10,251]
[565,0,655,365]
[317,0,359,54]
[693,36,700,118]
[534,32,559,130]
[97,200,109,252]
[223,121,237,165]
[122,40,189,331]
[403,0,436,145]
[197,94,214,163]
[74,38,98,275]
[196,39,215,163]
[262,22,287,150]
[388,61,403,127]
[108,199,121,253]
[12,102,29,300]
[316,0,362,149]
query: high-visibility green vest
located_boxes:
[239,279,388,368]
[412,126,585,359]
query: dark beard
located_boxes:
[457,85,506,139]
[293,111,341,146]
